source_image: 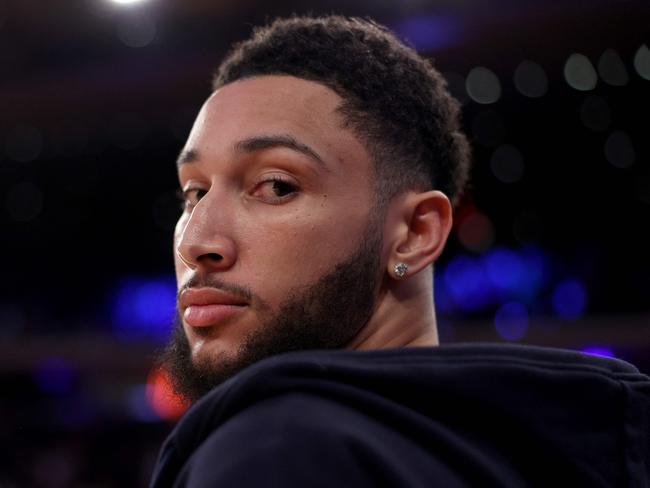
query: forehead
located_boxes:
[185,75,370,174]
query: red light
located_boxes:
[146,368,189,421]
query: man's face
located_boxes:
[163,75,387,401]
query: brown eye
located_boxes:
[178,188,207,210]
[270,179,296,197]
[254,176,299,203]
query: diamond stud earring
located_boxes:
[394,262,408,278]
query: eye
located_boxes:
[177,187,208,210]
[253,175,299,203]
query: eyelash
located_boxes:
[177,175,299,210]
[256,175,299,203]
[176,188,206,211]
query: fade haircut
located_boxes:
[213,15,471,208]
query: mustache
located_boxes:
[177,274,259,306]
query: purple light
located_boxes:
[434,272,454,314]
[494,302,529,341]
[484,247,526,290]
[552,278,588,320]
[443,255,494,312]
[33,357,76,396]
[483,245,549,304]
[111,275,177,341]
[391,15,464,52]
[580,346,615,359]
[126,384,159,422]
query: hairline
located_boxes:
[213,72,430,210]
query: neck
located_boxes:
[346,267,439,350]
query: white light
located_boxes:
[598,49,628,86]
[633,44,650,81]
[564,53,597,91]
[490,144,524,183]
[110,0,149,5]
[466,67,501,104]
[116,13,156,48]
[514,60,548,98]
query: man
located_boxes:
[151,15,650,487]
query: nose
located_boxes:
[175,194,237,272]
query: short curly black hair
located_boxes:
[213,15,471,208]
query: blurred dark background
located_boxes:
[1,0,649,485]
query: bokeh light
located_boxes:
[514,60,548,98]
[490,144,524,183]
[33,357,77,396]
[437,245,551,316]
[109,0,151,5]
[597,49,629,86]
[485,245,547,303]
[111,276,177,341]
[457,211,495,253]
[391,15,463,52]
[126,384,160,422]
[633,44,650,80]
[466,67,501,104]
[564,53,597,91]
[494,302,529,341]
[146,367,189,420]
[552,278,588,320]
[116,13,156,48]
[604,130,635,168]
[443,255,494,312]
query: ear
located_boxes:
[386,190,453,280]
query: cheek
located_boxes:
[240,210,361,282]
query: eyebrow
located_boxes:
[176,149,198,168]
[176,134,327,170]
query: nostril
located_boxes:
[201,253,222,262]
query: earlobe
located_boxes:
[388,190,452,279]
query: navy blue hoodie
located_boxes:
[151,343,650,487]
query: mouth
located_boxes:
[179,287,248,328]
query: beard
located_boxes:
[158,217,385,403]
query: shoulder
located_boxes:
[181,392,382,487]
[180,390,469,487]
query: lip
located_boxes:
[179,287,248,327]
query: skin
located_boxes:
[174,74,453,372]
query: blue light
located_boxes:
[494,302,529,341]
[580,346,616,359]
[391,15,464,52]
[111,276,177,341]
[126,384,159,422]
[434,271,454,314]
[484,246,526,291]
[552,278,588,320]
[33,357,76,396]
[443,255,494,312]
[483,245,548,304]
